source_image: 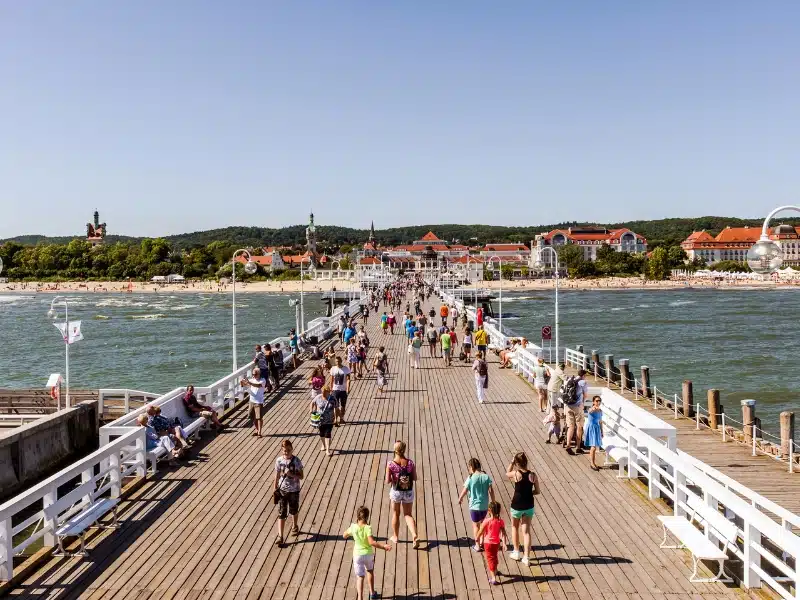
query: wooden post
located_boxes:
[780,411,794,459]
[742,399,756,444]
[591,350,600,379]
[605,354,615,386]
[707,389,720,430]
[682,380,693,417]
[640,365,651,398]
[619,359,632,391]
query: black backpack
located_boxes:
[395,462,413,491]
[477,360,488,377]
[560,376,580,406]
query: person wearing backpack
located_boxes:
[310,385,335,456]
[562,369,588,455]
[385,440,420,549]
[472,350,489,404]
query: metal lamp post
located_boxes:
[747,205,800,274]
[489,256,503,333]
[47,296,71,408]
[231,249,257,371]
[535,247,560,364]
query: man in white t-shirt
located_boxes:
[329,356,351,426]
[241,368,267,437]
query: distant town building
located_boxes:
[682,225,800,266]
[86,210,107,247]
[534,227,647,268]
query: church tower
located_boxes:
[305,212,318,264]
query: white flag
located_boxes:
[54,321,84,344]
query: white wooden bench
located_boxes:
[658,494,736,583]
[43,475,121,558]
[144,396,207,473]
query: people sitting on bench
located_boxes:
[137,414,181,467]
[147,404,192,449]
[182,385,223,429]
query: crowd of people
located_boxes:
[137,274,610,597]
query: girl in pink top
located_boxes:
[476,501,508,585]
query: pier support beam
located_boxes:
[605,355,615,387]
[682,380,693,418]
[780,411,794,459]
[591,350,600,380]
[619,359,633,391]
[707,389,720,430]
[640,366,651,398]
[742,399,756,444]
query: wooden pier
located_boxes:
[8,300,756,599]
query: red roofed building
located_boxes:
[534,227,647,268]
[86,210,107,248]
[682,225,800,266]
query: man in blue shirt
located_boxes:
[343,323,356,345]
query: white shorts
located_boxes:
[389,489,414,504]
[353,553,375,577]
[535,381,547,390]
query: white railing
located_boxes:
[0,427,146,581]
[98,389,160,417]
[626,429,800,598]
[564,348,588,370]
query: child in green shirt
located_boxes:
[343,506,392,600]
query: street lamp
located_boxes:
[231,249,257,371]
[488,256,503,333]
[47,296,71,408]
[535,246,560,364]
[747,205,800,274]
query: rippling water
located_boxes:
[1,288,797,431]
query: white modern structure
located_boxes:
[747,205,800,274]
[231,249,257,370]
[46,296,72,408]
[534,247,560,364]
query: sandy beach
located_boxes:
[0,276,794,295]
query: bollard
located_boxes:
[619,359,633,391]
[605,354,615,386]
[640,366,651,398]
[742,399,756,444]
[591,350,600,380]
[780,412,795,460]
[682,381,694,418]
[708,389,720,430]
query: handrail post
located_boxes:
[790,440,794,474]
[0,517,12,580]
[135,432,147,478]
[752,424,758,457]
[125,389,130,414]
[43,488,56,547]
[722,413,726,442]
[653,385,658,409]
[695,403,700,429]
[673,393,678,419]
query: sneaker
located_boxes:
[521,556,531,566]
[508,550,521,561]
[471,544,481,553]
[370,592,380,599]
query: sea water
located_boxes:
[0,289,797,428]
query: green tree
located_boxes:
[646,247,671,280]
[555,244,585,277]
[501,264,514,280]
[667,246,688,267]
[711,260,750,273]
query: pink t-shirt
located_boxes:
[483,518,505,544]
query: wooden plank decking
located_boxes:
[10,299,755,600]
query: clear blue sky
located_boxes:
[1,1,798,238]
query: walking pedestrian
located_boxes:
[410,330,423,369]
[426,325,439,358]
[343,506,392,600]
[329,356,351,426]
[288,328,300,369]
[241,368,267,437]
[506,452,539,565]
[274,439,303,546]
[474,325,488,356]
[462,328,473,362]
[476,501,509,586]
[264,343,280,391]
[374,346,388,396]
[380,311,388,335]
[532,356,549,412]
[311,385,335,456]
[347,337,359,376]
[440,326,452,366]
[584,395,604,470]
[309,365,325,399]
[563,369,588,454]
[472,351,489,404]
[457,458,495,552]
[386,440,420,548]
[387,311,396,335]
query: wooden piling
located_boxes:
[640,366,651,398]
[591,350,600,379]
[742,399,756,444]
[605,355,615,386]
[619,359,633,391]
[780,411,794,459]
[707,389,720,430]
[682,380,693,417]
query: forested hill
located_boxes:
[4,217,799,250]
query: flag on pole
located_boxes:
[54,321,84,344]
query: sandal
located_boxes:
[274,535,283,547]
[412,536,420,549]
[290,525,299,536]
